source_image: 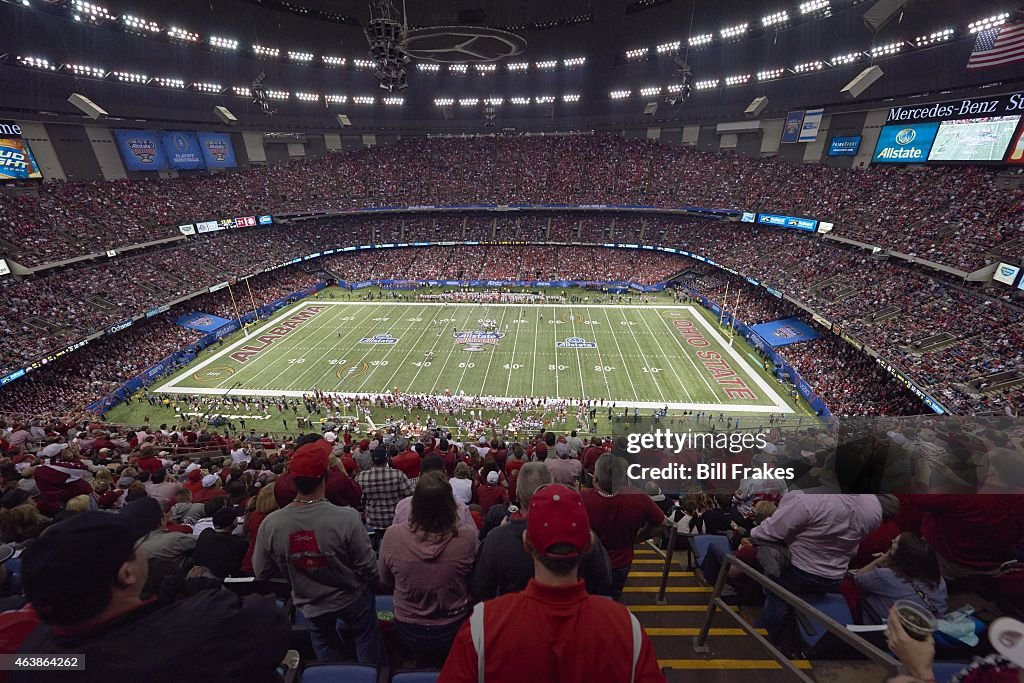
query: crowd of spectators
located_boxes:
[0,266,324,420]
[1,212,1020,416]
[1,135,1019,271]
[0,421,681,679]
[0,411,1019,679]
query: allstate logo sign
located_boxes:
[454,330,504,352]
[894,128,916,145]
[359,333,398,344]
[556,337,598,349]
[772,326,800,339]
[1001,265,1016,278]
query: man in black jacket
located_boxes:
[193,507,248,578]
[16,512,290,682]
[471,462,612,599]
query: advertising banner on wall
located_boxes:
[871,123,940,163]
[197,132,237,168]
[161,131,206,170]
[0,120,43,180]
[781,111,805,143]
[828,136,862,156]
[114,130,168,171]
[798,108,825,143]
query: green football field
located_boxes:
[149,295,799,417]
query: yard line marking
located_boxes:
[504,306,524,397]
[428,307,471,395]
[530,306,539,397]
[634,307,692,402]
[329,306,418,393]
[243,303,354,390]
[599,306,639,401]
[404,307,459,392]
[477,306,510,397]
[378,305,446,393]
[567,307,587,399]
[618,308,666,404]
[268,304,381,392]
[351,306,442,394]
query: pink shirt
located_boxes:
[751,493,881,580]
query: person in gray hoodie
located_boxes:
[379,471,478,668]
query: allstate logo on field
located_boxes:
[895,128,916,145]
[773,326,800,339]
[360,333,398,344]
[454,330,504,352]
[556,337,598,349]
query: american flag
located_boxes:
[968,21,1024,70]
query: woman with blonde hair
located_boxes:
[450,462,474,505]
[241,482,278,575]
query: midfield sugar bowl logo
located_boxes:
[773,326,800,339]
[359,333,398,344]
[556,337,598,349]
[204,139,229,161]
[453,330,504,352]
[126,137,158,163]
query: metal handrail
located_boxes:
[690,554,904,681]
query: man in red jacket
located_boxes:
[439,484,665,683]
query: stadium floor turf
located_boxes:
[151,296,800,414]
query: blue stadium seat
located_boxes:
[933,662,967,683]
[391,672,440,683]
[689,534,730,567]
[301,664,377,683]
[796,593,853,649]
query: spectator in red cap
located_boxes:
[15,512,290,682]
[439,484,665,682]
[253,435,383,665]
[581,454,666,601]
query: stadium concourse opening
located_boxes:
[3,0,1024,680]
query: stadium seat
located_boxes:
[796,593,854,650]
[933,662,967,683]
[391,671,440,683]
[300,664,377,683]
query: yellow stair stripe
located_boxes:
[631,559,672,564]
[646,627,768,636]
[627,571,691,578]
[623,586,712,593]
[658,659,813,670]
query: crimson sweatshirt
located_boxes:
[439,579,666,683]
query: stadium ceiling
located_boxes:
[0,0,1019,130]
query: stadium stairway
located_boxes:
[624,542,814,682]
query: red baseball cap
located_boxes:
[527,484,592,558]
[289,439,331,478]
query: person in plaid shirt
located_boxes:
[356,447,413,544]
